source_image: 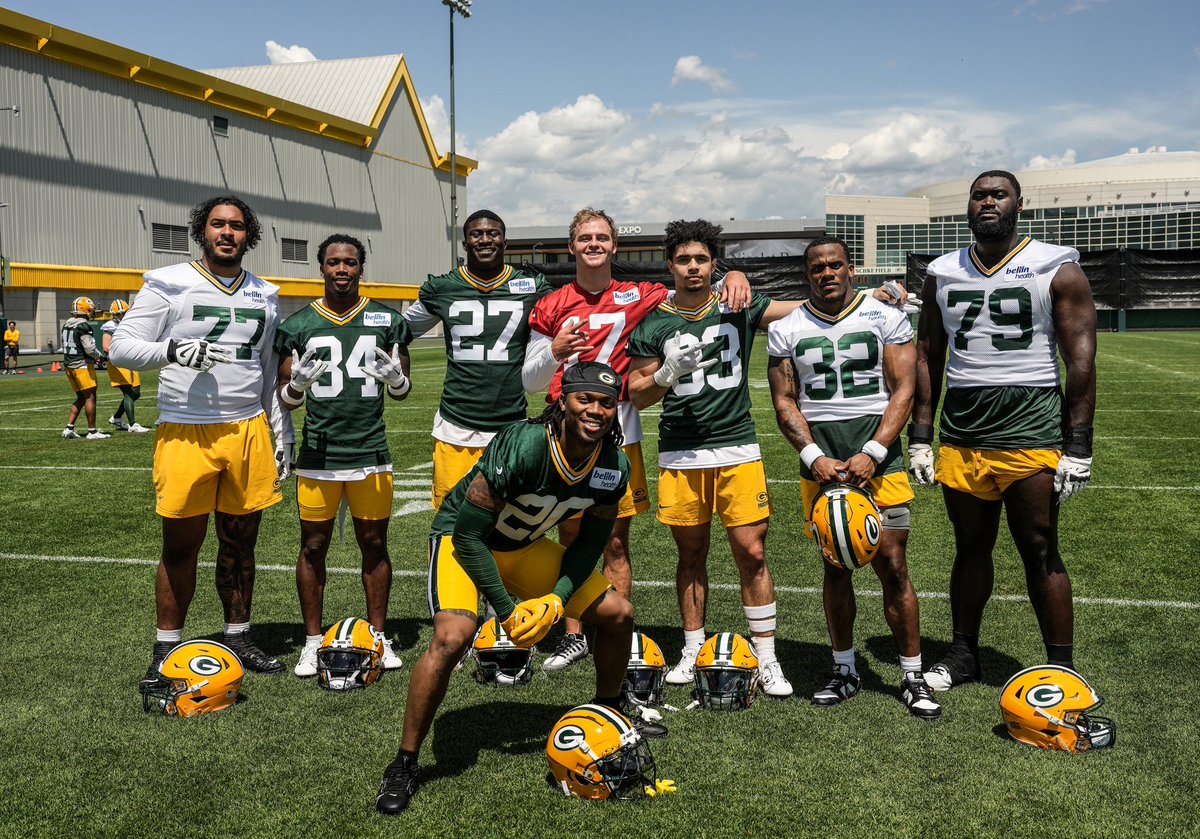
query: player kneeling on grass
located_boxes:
[275,234,413,678]
[766,235,940,719]
[376,362,663,816]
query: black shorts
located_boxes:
[4,346,17,359]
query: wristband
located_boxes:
[1062,425,1093,458]
[861,440,888,464]
[387,379,412,398]
[908,423,934,445]
[800,443,825,470]
[279,383,305,408]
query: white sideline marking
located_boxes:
[0,465,150,471]
[2,552,1198,611]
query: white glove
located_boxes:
[167,338,233,372]
[1054,454,1092,504]
[881,280,923,316]
[908,443,935,486]
[275,442,294,482]
[361,345,410,395]
[288,348,329,392]
[653,331,717,387]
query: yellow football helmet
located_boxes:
[109,299,130,316]
[317,617,383,691]
[71,296,96,318]
[1000,665,1115,752]
[694,632,759,710]
[623,632,667,706]
[546,704,657,800]
[810,483,882,570]
[471,617,533,685]
[140,640,244,717]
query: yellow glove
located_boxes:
[499,610,521,638]
[507,594,564,646]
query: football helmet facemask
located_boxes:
[1000,665,1115,752]
[694,632,759,710]
[622,632,667,706]
[472,617,533,685]
[546,704,657,800]
[317,617,383,691]
[71,296,96,318]
[810,483,882,570]
[140,640,244,717]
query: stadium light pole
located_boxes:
[0,202,8,322]
[443,0,471,268]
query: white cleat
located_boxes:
[109,416,129,431]
[294,640,319,678]
[665,646,700,686]
[128,423,151,433]
[757,659,794,698]
[381,637,403,670]
[86,430,111,440]
[62,428,81,439]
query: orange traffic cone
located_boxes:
[36,367,43,372]
[51,361,61,372]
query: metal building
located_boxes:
[0,9,475,350]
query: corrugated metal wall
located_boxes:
[0,43,461,285]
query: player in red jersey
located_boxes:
[523,208,751,671]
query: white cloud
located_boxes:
[1025,149,1077,169]
[264,40,317,64]
[419,94,470,157]
[826,113,971,172]
[670,56,736,94]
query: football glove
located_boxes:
[507,594,564,647]
[288,348,328,392]
[1054,454,1092,504]
[907,443,936,486]
[653,330,717,387]
[275,442,294,482]
[167,338,233,372]
[361,345,411,396]
[882,280,923,315]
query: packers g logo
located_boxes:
[1026,684,1065,708]
[553,724,587,751]
[864,514,881,547]
[189,655,223,677]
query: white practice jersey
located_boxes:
[767,292,913,422]
[926,237,1077,389]
[110,260,282,425]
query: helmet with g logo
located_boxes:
[139,640,244,717]
[810,483,882,570]
[1000,665,1115,752]
[694,632,759,710]
[109,299,130,316]
[317,617,384,691]
[546,704,657,800]
[71,296,97,318]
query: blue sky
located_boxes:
[13,0,1200,225]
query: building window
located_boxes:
[213,115,229,137]
[282,238,308,263]
[151,223,190,253]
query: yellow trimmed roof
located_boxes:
[0,8,476,176]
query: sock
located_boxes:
[156,628,183,644]
[305,634,322,647]
[752,635,777,665]
[590,693,623,712]
[87,428,98,434]
[744,602,777,635]
[224,621,250,636]
[682,628,706,651]
[899,654,923,674]
[950,631,980,661]
[833,647,857,677]
[1046,643,1074,670]
[65,423,74,430]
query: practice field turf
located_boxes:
[1,333,1198,838]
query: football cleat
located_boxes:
[810,483,882,570]
[225,630,285,675]
[924,654,981,692]
[109,416,130,431]
[86,430,111,440]
[128,423,151,433]
[999,665,1115,752]
[62,428,81,439]
[140,640,176,686]
[317,618,383,690]
[811,664,860,706]
[543,632,589,672]
[901,671,943,719]
[376,752,420,815]
[294,639,320,678]
[756,658,794,699]
[379,635,403,671]
[472,617,533,685]
[622,633,667,706]
[694,632,760,710]
[140,640,244,716]
[664,645,699,686]
[546,704,657,800]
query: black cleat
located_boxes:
[376,753,420,815]
[140,640,175,686]
[224,630,285,675]
[901,671,943,719]
[811,664,860,706]
[923,654,981,692]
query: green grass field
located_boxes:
[1,333,1198,838]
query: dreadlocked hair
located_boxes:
[527,400,624,449]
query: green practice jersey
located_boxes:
[416,266,550,432]
[61,317,96,368]
[274,298,412,470]
[628,292,772,453]
[432,421,629,553]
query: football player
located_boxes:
[627,218,806,699]
[402,210,551,510]
[275,234,413,677]
[60,296,110,440]
[102,300,150,433]
[912,170,1097,689]
[522,207,751,671]
[110,195,294,682]
[375,362,648,816]
[767,235,940,718]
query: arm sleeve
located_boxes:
[402,299,441,339]
[552,511,615,603]
[522,329,560,393]
[259,325,294,447]
[79,330,101,360]
[452,499,518,620]
[109,289,173,370]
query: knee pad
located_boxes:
[880,504,911,531]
